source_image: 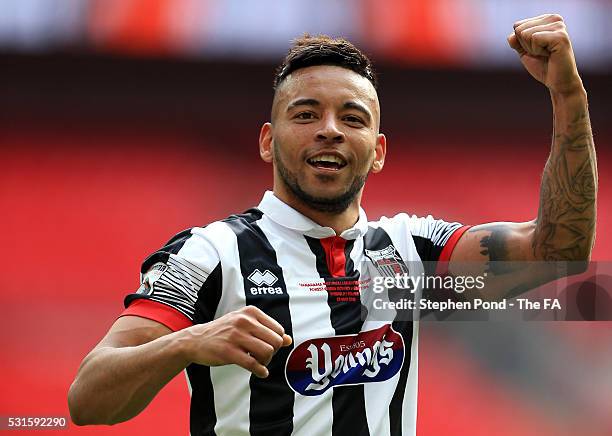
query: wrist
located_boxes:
[549,81,587,102]
[171,326,199,366]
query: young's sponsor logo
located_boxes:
[285,324,404,396]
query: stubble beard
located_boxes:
[274,145,367,215]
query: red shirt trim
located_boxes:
[436,225,471,276]
[320,236,347,277]
[439,225,471,262]
[119,299,193,331]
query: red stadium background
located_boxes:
[1,2,612,434]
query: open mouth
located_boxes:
[307,154,347,171]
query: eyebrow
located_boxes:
[287,98,320,111]
[286,98,372,123]
[343,101,372,123]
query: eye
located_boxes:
[343,115,365,125]
[294,112,316,121]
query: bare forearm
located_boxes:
[448,16,598,298]
[68,330,190,425]
[534,88,597,260]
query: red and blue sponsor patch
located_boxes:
[285,324,405,396]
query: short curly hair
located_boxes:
[273,34,377,90]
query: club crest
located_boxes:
[365,245,409,277]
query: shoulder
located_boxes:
[160,208,264,246]
[144,208,265,269]
[369,213,462,241]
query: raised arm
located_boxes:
[449,15,597,292]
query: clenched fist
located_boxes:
[508,14,584,95]
[182,305,292,378]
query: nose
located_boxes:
[315,115,345,144]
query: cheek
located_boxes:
[275,128,308,157]
[273,137,299,168]
[355,138,377,166]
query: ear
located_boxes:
[259,122,274,163]
[371,133,386,173]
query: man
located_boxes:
[68,14,596,436]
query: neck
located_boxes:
[272,186,362,235]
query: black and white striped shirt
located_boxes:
[122,191,468,436]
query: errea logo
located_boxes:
[248,269,278,286]
[247,269,283,296]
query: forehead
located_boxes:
[274,65,379,115]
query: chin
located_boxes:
[306,172,349,189]
[302,184,349,201]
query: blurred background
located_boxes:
[1,0,611,435]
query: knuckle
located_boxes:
[246,356,259,371]
[264,343,275,356]
[550,14,563,23]
[243,305,259,315]
[233,314,251,328]
[239,349,252,363]
[558,33,570,44]
[272,335,284,350]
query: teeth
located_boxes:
[308,154,346,165]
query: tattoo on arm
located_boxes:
[470,224,519,273]
[447,96,596,299]
[478,226,509,262]
[467,224,533,298]
[535,107,597,261]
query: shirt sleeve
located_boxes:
[120,228,221,331]
[400,215,472,319]
[403,214,470,262]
